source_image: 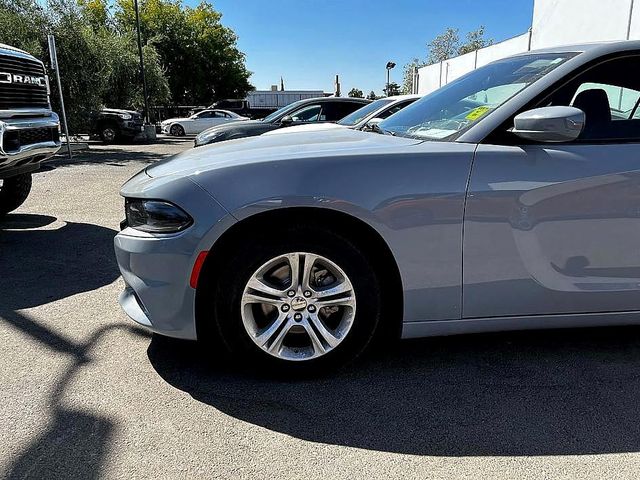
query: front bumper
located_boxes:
[114,172,235,340]
[121,120,144,136]
[115,229,200,339]
[0,113,61,178]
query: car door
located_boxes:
[463,54,640,319]
[185,111,207,134]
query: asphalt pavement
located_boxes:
[1,137,640,479]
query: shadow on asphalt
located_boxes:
[148,326,640,456]
[48,147,167,168]
[0,214,121,311]
[1,213,150,478]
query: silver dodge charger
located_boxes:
[115,41,640,373]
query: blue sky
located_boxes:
[187,0,534,95]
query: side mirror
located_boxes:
[362,118,384,131]
[280,115,294,126]
[512,106,585,143]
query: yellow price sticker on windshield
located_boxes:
[465,106,491,121]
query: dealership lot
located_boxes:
[2,138,640,479]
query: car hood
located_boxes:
[262,123,345,136]
[147,128,423,179]
[103,108,139,115]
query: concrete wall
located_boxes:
[531,0,633,48]
[417,0,639,95]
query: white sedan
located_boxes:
[161,109,248,136]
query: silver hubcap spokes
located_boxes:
[241,252,356,361]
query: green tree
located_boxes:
[402,58,424,94]
[115,0,253,104]
[458,25,493,55]
[0,0,48,57]
[99,30,170,110]
[426,27,459,65]
[426,25,493,65]
[383,82,401,97]
[348,88,363,98]
[367,91,377,100]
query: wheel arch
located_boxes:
[169,122,186,134]
[195,206,404,341]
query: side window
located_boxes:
[196,111,214,118]
[572,82,640,121]
[377,100,416,120]
[290,105,321,122]
[322,102,365,121]
[544,55,640,142]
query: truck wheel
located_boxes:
[0,173,33,216]
[100,125,119,144]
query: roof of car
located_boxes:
[299,96,369,103]
[383,94,421,102]
[514,40,640,57]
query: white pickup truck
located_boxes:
[0,43,61,216]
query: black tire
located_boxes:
[201,225,383,374]
[100,123,119,144]
[170,124,185,136]
[0,173,32,216]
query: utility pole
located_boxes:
[134,0,150,124]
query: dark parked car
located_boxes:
[194,97,369,147]
[89,108,144,143]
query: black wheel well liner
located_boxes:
[195,207,404,341]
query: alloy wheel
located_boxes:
[240,252,356,361]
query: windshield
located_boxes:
[379,53,576,141]
[338,98,394,126]
[262,98,320,123]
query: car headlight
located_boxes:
[125,199,193,233]
[118,113,132,120]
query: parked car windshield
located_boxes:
[262,99,319,123]
[379,52,576,141]
[338,98,394,126]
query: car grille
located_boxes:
[0,53,49,110]
[3,127,60,153]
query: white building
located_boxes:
[417,0,640,94]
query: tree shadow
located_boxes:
[48,148,165,168]
[0,214,121,311]
[6,409,115,480]
[148,326,640,457]
[0,213,149,478]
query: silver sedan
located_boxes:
[115,41,640,373]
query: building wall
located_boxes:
[417,0,638,95]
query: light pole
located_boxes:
[385,61,396,96]
[134,0,150,124]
